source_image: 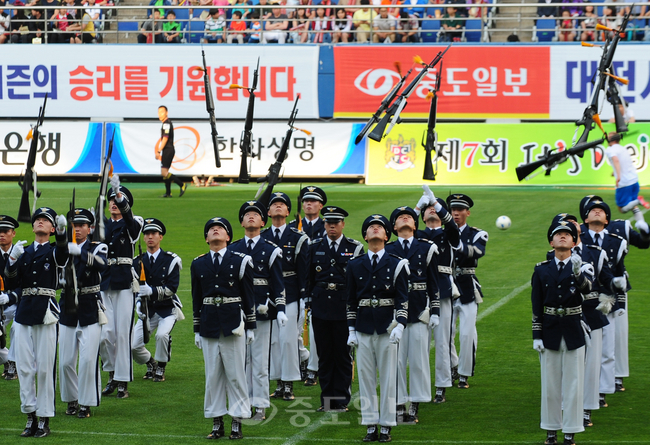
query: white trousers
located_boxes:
[397,322,431,404]
[540,338,585,434]
[1,304,17,363]
[307,313,319,372]
[263,31,286,44]
[357,332,397,427]
[14,322,57,417]
[203,334,251,419]
[614,307,629,378]
[432,298,453,388]
[59,323,102,407]
[246,320,271,408]
[99,289,134,382]
[132,313,176,365]
[600,313,616,394]
[583,328,603,411]
[269,301,301,381]
[450,299,478,377]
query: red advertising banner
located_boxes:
[333,46,550,119]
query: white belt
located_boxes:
[410,282,427,291]
[80,285,101,295]
[22,287,56,298]
[203,297,241,306]
[359,298,394,308]
[107,257,133,266]
[544,306,582,317]
[253,278,268,286]
[283,271,296,277]
[459,268,476,275]
[438,265,453,275]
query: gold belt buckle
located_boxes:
[214,297,222,306]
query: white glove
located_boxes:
[135,301,145,320]
[612,276,626,290]
[415,193,429,213]
[347,329,358,348]
[580,319,592,347]
[428,314,440,329]
[635,220,649,234]
[9,240,27,262]
[55,214,67,234]
[68,243,82,256]
[616,308,626,317]
[299,298,306,313]
[0,293,9,305]
[195,333,202,349]
[571,252,582,276]
[533,339,545,352]
[277,311,288,327]
[110,174,121,192]
[389,323,405,344]
[423,184,436,203]
[139,283,153,297]
[246,329,255,345]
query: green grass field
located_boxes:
[1,180,649,444]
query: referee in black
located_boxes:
[157,105,186,198]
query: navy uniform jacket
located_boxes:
[531,257,594,351]
[261,226,309,304]
[386,238,440,323]
[7,233,69,326]
[581,230,628,309]
[133,249,181,318]
[289,217,326,240]
[100,198,143,291]
[346,253,410,335]
[60,240,108,327]
[454,225,488,304]
[308,236,364,321]
[191,249,256,338]
[229,238,285,321]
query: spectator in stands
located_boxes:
[580,4,597,41]
[24,8,45,42]
[205,9,226,42]
[213,0,228,15]
[445,0,467,17]
[396,9,417,42]
[257,0,273,20]
[601,5,621,38]
[248,10,261,42]
[311,5,331,41]
[343,0,358,15]
[290,6,310,42]
[426,0,443,18]
[69,7,96,42]
[227,10,246,42]
[138,8,164,42]
[468,0,485,19]
[51,7,74,42]
[263,5,288,43]
[34,0,60,32]
[441,5,462,41]
[403,0,428,18]
[62,0,80,19]
[331,7,351,42]
[372,7,395,42]
[162,10,181,42]
[232,0,251,20]
[314,0,335,18]
[285,0,300,19]
[148,0,171,18]
[85,0,101,29]
[537,0,559,17]
[0,1,10,44]
[9,1,29,43]
[558,10,575,41]
[352,0,376,42]
[560,0,582,17]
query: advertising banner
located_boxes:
[364,122,650,186]
[0,46,319,119]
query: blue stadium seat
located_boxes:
[188,19,205,43]
[631,18,647,41]
[191,7,209,20]
[421,19,440,42]
[463,18,482,42]
[534,18,557,42]
[425,7,442,18]
[117,21,140,32]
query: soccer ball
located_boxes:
[496,215,511,230]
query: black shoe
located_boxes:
[34,417,50,438]
[615,378,625,392]
[65,400,79,416]
[584,409,593,427]
[270,380,283,398]
[544,431,557,445]
[396,404,406,424]
[5,361,17,380]
[304,371,317,386]
[117,382,129,399]
[230,418,243,440]
[250,408,265,421]
[102,372,117,395]
[451,366,459,383]
[179,184,187,197]
[599,393,608,408]
[458,376,469,389]
[153,365,165,382]
[563,433,575,445]
[378,426,392,443]
[405,402,419,424]
[143,359,157,380]
[363,425,378,442]
[161,194,172,198]
[20,412,38,437]
[434,387,446,403]
[207,417,224,439]
[78,406,91,419]
[283,381,295,401]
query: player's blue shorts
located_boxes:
[615,182,640,208]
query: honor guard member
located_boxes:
[386,206,440,424]
[289,185,327,386]
[308,206,364,412]
[347,215,409,443]
[447,193,487,389]
[59,209,108,419]
[100,175,144,399]
[132,218,183,383]
[262,192,310,401]
[192,217,256,440]
[0,215,21,380]
[531,220,594,445]
[157,105,187,198]
[580,195,648,393]
[414,188,460,403]
[5,208,69,438]
[230,201,286,421]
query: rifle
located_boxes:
[255,95,310,208]
[369,45,451,142]
[138,241,151,344]
[200,49,222,169]
[354,61,414,145]
[230,58,260,184]
[295,183,303,231]
[422,60,443,181]
[606,72,628,134]
[64,189,78,315]
[17,94,47,223]
[0,275,6,349]
[515,137,606,182]
[94,129,115,243]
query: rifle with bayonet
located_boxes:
[200,49,222,168]
[422,60,443,181]
[138,241,151,344]
[94,129,115,243]
[606,71,628,134]
[64,189,78,315]
[230,58,260,184]
[18,94,47,223]
[369,44,451,142]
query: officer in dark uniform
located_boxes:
[262,192,310,401]
[230,200,286,421]
[100,175,144,399]
[157,105,186,198]
[192,217,256,440]
[532,220,593,445]
[6,207,69,438]
[447,193,487,389]
[59,209,108,419]
[346,214,409,444]
[386,206,440,424]
[308,206,363,412]
[0,215,21,379]
[132,218,183,383]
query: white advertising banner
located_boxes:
[0,46,319,119]
[550,46,650,120]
